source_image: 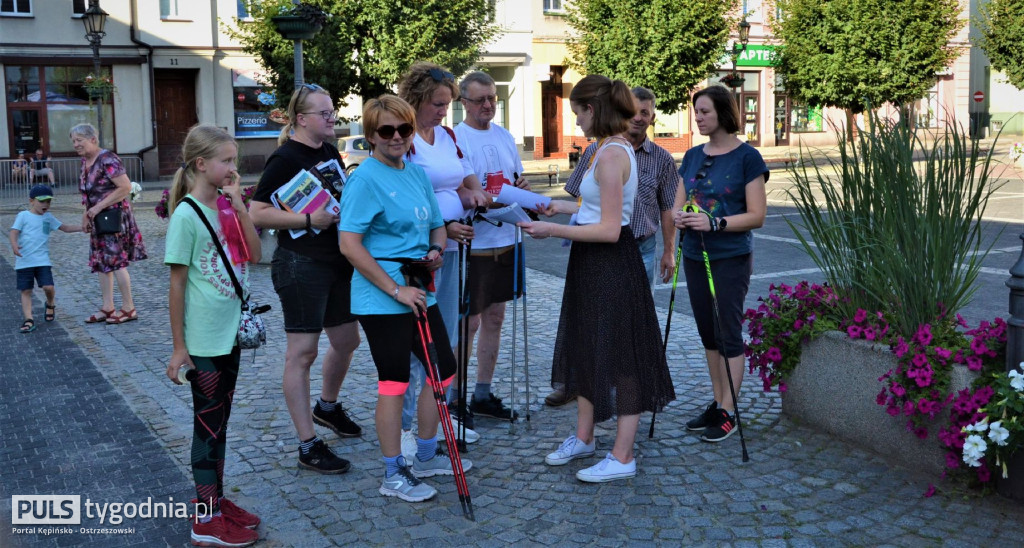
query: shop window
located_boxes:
[5,66,40,103]
[791,104,824,133]
[1,0,32,16]
[44,66,108,153]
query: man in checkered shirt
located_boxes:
[545,86,679,407]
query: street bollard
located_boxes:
[997,231,1024,501]
[547,164,559,187]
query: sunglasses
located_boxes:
[301,110,337,122]
[695,157,715,180]
[428,68,455,83]
[377,123,415,139]
[462,94,497,106]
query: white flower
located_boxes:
[988,421,1010,447]
[1010,369,1024,392]
[962,434,988,467]
[963,420,988,433]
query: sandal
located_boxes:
[86,308,115,323]
[44,302,56,322]
[20,319,36,334]
[106,308,138,324]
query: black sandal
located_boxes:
[44,303,56,322]
[20,319,36,334]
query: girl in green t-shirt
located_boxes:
[164,125,262,547]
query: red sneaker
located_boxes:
[219,498,260,529]
[190,498,260,530]
[190,514,258,547]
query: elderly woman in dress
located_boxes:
[70,123,147,324]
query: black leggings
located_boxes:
[358,304,456,395]
[189,347,240,513]
[683,253,753,358]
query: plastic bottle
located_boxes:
[177,364,197,384]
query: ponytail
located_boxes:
[167,165,194,216]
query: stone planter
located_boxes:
[258,230,277,265]
[782,331,978,476]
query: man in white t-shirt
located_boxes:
[453,71,531,422]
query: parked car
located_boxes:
[338,135,370,176]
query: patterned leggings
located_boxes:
[189,347,240,513]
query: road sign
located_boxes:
[973,91,985,102]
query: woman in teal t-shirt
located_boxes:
[339,95,471,504]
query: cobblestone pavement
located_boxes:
[1,196,1023,547]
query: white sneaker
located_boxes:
[400,430,417,461]
[544,435,596,466]
[576,452,636,483]
[438,416,480,444]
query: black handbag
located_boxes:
[93,207,121,235]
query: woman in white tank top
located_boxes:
[521,75,676,483]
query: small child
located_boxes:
[163,125,261,547]
[9,184,82,333]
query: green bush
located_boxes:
[786,117,1003,336]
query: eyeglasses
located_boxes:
[376,123,415,139]
[462,94,497,106]
[301,110,337,122]
[428,68,454,83]
[695,157,715,180]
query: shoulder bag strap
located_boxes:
[181,197,248,306]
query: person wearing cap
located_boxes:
[9,184,83,333]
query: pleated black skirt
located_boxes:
[551,226,676,422]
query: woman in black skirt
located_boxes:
[521,75,675,483]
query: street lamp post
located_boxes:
[271,1,325,88]
[82,0,108,146]
[721,17,751,113]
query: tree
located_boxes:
[772,0,963,115]
[228,0,497,109]
[565,0,735,113]
[976,0,1024,90]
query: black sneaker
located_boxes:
[447,399,475,430]
[686,401,718,432]
[700,409,737,443]
[313,401,362,437]
[298,439,351,474]
[470,393,519,420]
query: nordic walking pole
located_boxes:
[413,309,475,520]
[455,235,468,451]
[649,229,683,438]
[509,223,519,434]
[685,204,750,462]
[518,226,531,423]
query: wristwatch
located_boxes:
[428,244,443,254]
[717,217,728,232]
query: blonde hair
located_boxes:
[397,61,459,111]
[569,75,637,139]
[277,83,332,145]
[362,95,416,152]
[168,125,236,215]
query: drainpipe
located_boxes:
[129,0,157,180]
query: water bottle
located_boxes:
[177,364,197,384]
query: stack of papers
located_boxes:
[271,169,341,238]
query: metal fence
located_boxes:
[0,156,144,204]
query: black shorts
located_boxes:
[467,245,522,315]
[270,246,355,333]
[16,266,54,291]
[358,305,457,389]
[683,253,752,358]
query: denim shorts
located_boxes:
[16,266,54,291]
[270,246,355,333]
